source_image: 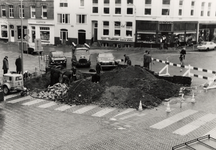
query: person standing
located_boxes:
[96,62,102,74]
[124,54,131,65]
[143,50,152,70]
[2,56,9,74]
[15,55,22,74]
[179,47,186,72]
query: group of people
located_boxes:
[2,56,22,74]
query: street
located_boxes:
[1,42,216,149]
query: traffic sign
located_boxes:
[35,39,42,50]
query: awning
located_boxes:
[173,31,184,35]
[186,31,196,34]
[137,31,156,34]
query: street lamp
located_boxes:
[20,0,24,76]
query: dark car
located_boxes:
[49,51,67,67]
[71,47,91,67]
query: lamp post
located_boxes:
[20,0,24,76]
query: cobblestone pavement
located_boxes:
[1,88,216,150]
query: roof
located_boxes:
[98,53,114,57]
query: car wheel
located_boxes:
[3,86,9,95]
[28,48,34,54]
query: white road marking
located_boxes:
[92,108,116,117]
[7,96,32,104]
[173,114,216,136]
[150,109,198,129]
[22,99,45,106]
[5,94,19,100]
[55,105,75,111]
[204,127,216,138]
[38,101,57,108]
[73,105,97,114]
[119,113,145,120]
[112,108,135,118]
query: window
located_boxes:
[207,11,210,16]
[145,0,151,4]
[31,5,36,18]
[9,5,14,18]
[103,21,109,27]
[127,8,133,14]
[115,8,121,14]
[208,3,211,8]
[162,9,169,15]
[201,2,205,7]
[40,27,50,41]
[104,7,109,14]
[126,22,132,28]
[92,7,98,13]
[104,0,109,4]
[126,22,132,36]
[93,0,98,4]
[57,14,70,23]
[145,8,151,15]
[103,29,109,35]
[115,0,121,4]
[60,3,68,7]
[201,11,203,16]
[103,21,109,36]
[1,5,6,17]
[191,10,194,16]
[127,0,133,4]
[162,0,170,5]
[19,5,24,18]
[114,30,120,36]
[179,0,183,6]
[191,1,195,6]
[80,0,84,6]
[42,5,47,18]
[1,25,7,38]
[77,14,86,24]
[179,9,182,16]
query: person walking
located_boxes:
[15,55,22,74]
[143,50,152,70]
[96,62,102,74]
[179,47,186,72]
[124,54,132,65]
[2,56,9,74]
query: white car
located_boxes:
[197,41,216,51]
[97,53,120,68]
[27,43,43,54]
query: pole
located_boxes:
[21,0,24,76]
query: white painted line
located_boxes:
[22,99,45,106]
[204,127,216,138]
[150,109,197,129]
[55,105,74,111]
[7,96,32,104]
[38,101,56,108]
[5,94,19,100]
[92,108,116,117]
[119,113,139,120]
[73,105,97,114]
[173,114,216,136]
[112,108,135,118]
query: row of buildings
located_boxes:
[0,0,216,48]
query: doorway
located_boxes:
[78,30,86,45]
[60,29,68,44]
[10,29,14,42]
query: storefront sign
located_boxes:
[101,37,133,42]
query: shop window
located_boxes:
[162,0,170,5]
[57,14,70,23]
[115,0,121,4]
[77,14,86,24]
[191,10,194,16]
[40,27,50,41]
[104,7,109,14]
[92,7,98,13]
[80,0,84,6]
[178,9,182,16]
[31,5,36,18]
[162,9,169,15]
[93,0,98,4]
[60,3,68,7]
[103,29,109,35]
[145,0,151,4]
[114,30,120,36]
[104,0,109,4]
[1,25,7,38]
[19,5,24,18]
[1,5,6,17]
[145,8,151,15]
[9,5,14,18]
[42,5,47,18]
[17,26,27,39]
[115,8,121,14]
[127,0,133,4]
[127,8,133,14]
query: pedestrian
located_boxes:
[15,55,22,74]
[96,62,102,74]
[72,66,77,81]
[124,54,131,65]
[179,47,186,72]
[143,50,152,70]
[2,56,9,74]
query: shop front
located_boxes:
[0,19,9,42]
[199,23,216,43]
[99,36,134,48]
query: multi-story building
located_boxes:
[0,0,55,45]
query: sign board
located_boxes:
[24,35,30,40]
[35,39,42,50]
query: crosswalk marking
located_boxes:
[119,113,142,120]
[173,114,216,136]
[22,99,45,106]
[112,108,135,118]
[5,94,19,100]
[150,109,198,129]
[92,108,116,117]
[204,127,216,138]
[7,96,32,104]
[55,105,74,111]
[38,101,56,108]
[73,105,97,114]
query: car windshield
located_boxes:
[52,52,64,57]
[99,57,114,61]
[76,50,89,55]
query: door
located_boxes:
[60,29,68,44]
[94,28,98,41]
[78,30,86,45]
[10,29,14,42]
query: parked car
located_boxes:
[49,51,67,67]
[197,41,216,51]
[27,43,43,54]
[97,53,120,68]
[71,47,91,67]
